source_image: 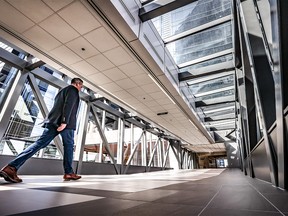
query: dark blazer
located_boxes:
[47,85,80,130]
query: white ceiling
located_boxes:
[0,0,225,152]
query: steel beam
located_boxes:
[238,0,277,185]
[91,106,120,174]
[75,102,90,174]
[139,0,197,22]
[123,131,144,174]
[270,0,288,189]
[28,74,64,156]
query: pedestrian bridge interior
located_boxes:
[0,0,288,215]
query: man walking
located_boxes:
[0,78,83,183]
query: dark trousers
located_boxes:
[9,124,75,174]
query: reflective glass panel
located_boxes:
[194,88,235,102]
[205,112,235,121]
[180,54,233,73]
[152,0,231,40]
[188,74,234,96]
[167,21,232,66]
[201,102,235,116]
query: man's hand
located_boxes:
[57,123,67,132]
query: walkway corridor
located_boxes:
[0,169,287,215]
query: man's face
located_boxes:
[75,82,83,91]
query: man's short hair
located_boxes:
[71,78,83,85]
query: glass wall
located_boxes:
[0,38,176,172]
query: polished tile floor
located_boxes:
[0,168,287,215]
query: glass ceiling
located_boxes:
[141,0,235,141]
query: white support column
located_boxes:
[149,132,153,166]
[98,109,106,163]
[117,117,123,164]
[117,118,125,164]
[130,123,135,165]
[141,131,147,167]
[75,102,90,174]
[157,138,163,167]
[74,101,89,161]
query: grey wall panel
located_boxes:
[251,140,271,183]
[0,155,73,175]
[0,155,165,175]
[268,124,278,156]
[225,142,241,168]
[244,158,249,172]
[80,162,118,175]
[285,112,288,153]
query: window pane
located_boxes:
[152,0,231,40]
[188,74,234,96]
[180,54,233,73]
[167,21,232,65]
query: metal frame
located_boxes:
[90,106,120,174]
[139,0,198,22]
[270,0,288,189]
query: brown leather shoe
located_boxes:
[63,173,81,181]
[0,165,22,183]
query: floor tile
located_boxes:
[207,185,279,211]
[0,169,287,216]
[0,189,102,215]
[200,208,282,216]
[11,198,145,216]
[117,189,178,201]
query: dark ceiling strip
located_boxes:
[178,67,235,82]
[204,117,236,122]
[225,128,236,137]
[141,0,155,6]
[139,0,198,22]
[196,100,236,108]
[209,127,235,131]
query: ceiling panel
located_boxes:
[42,0,74,12]
[149,91,166,100]
[84,27,119,52]
[50,45,82,65]
[103,67,128,81]
[58,1,101,35]
[88,72,112,85]
[86,54,114,71]
[116,78,138,89]
[7,0,54,23]
[23,26,61,51]
[39,14,80,43]
[141,83,160,93]
[100,82,123,93]
[0,0,35,33]
[71,60,99,76]
[66,37,100,59]
[112,90,133,100]
[118,62,146,77]
[103,46,133,66]
[130,74,153,86]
